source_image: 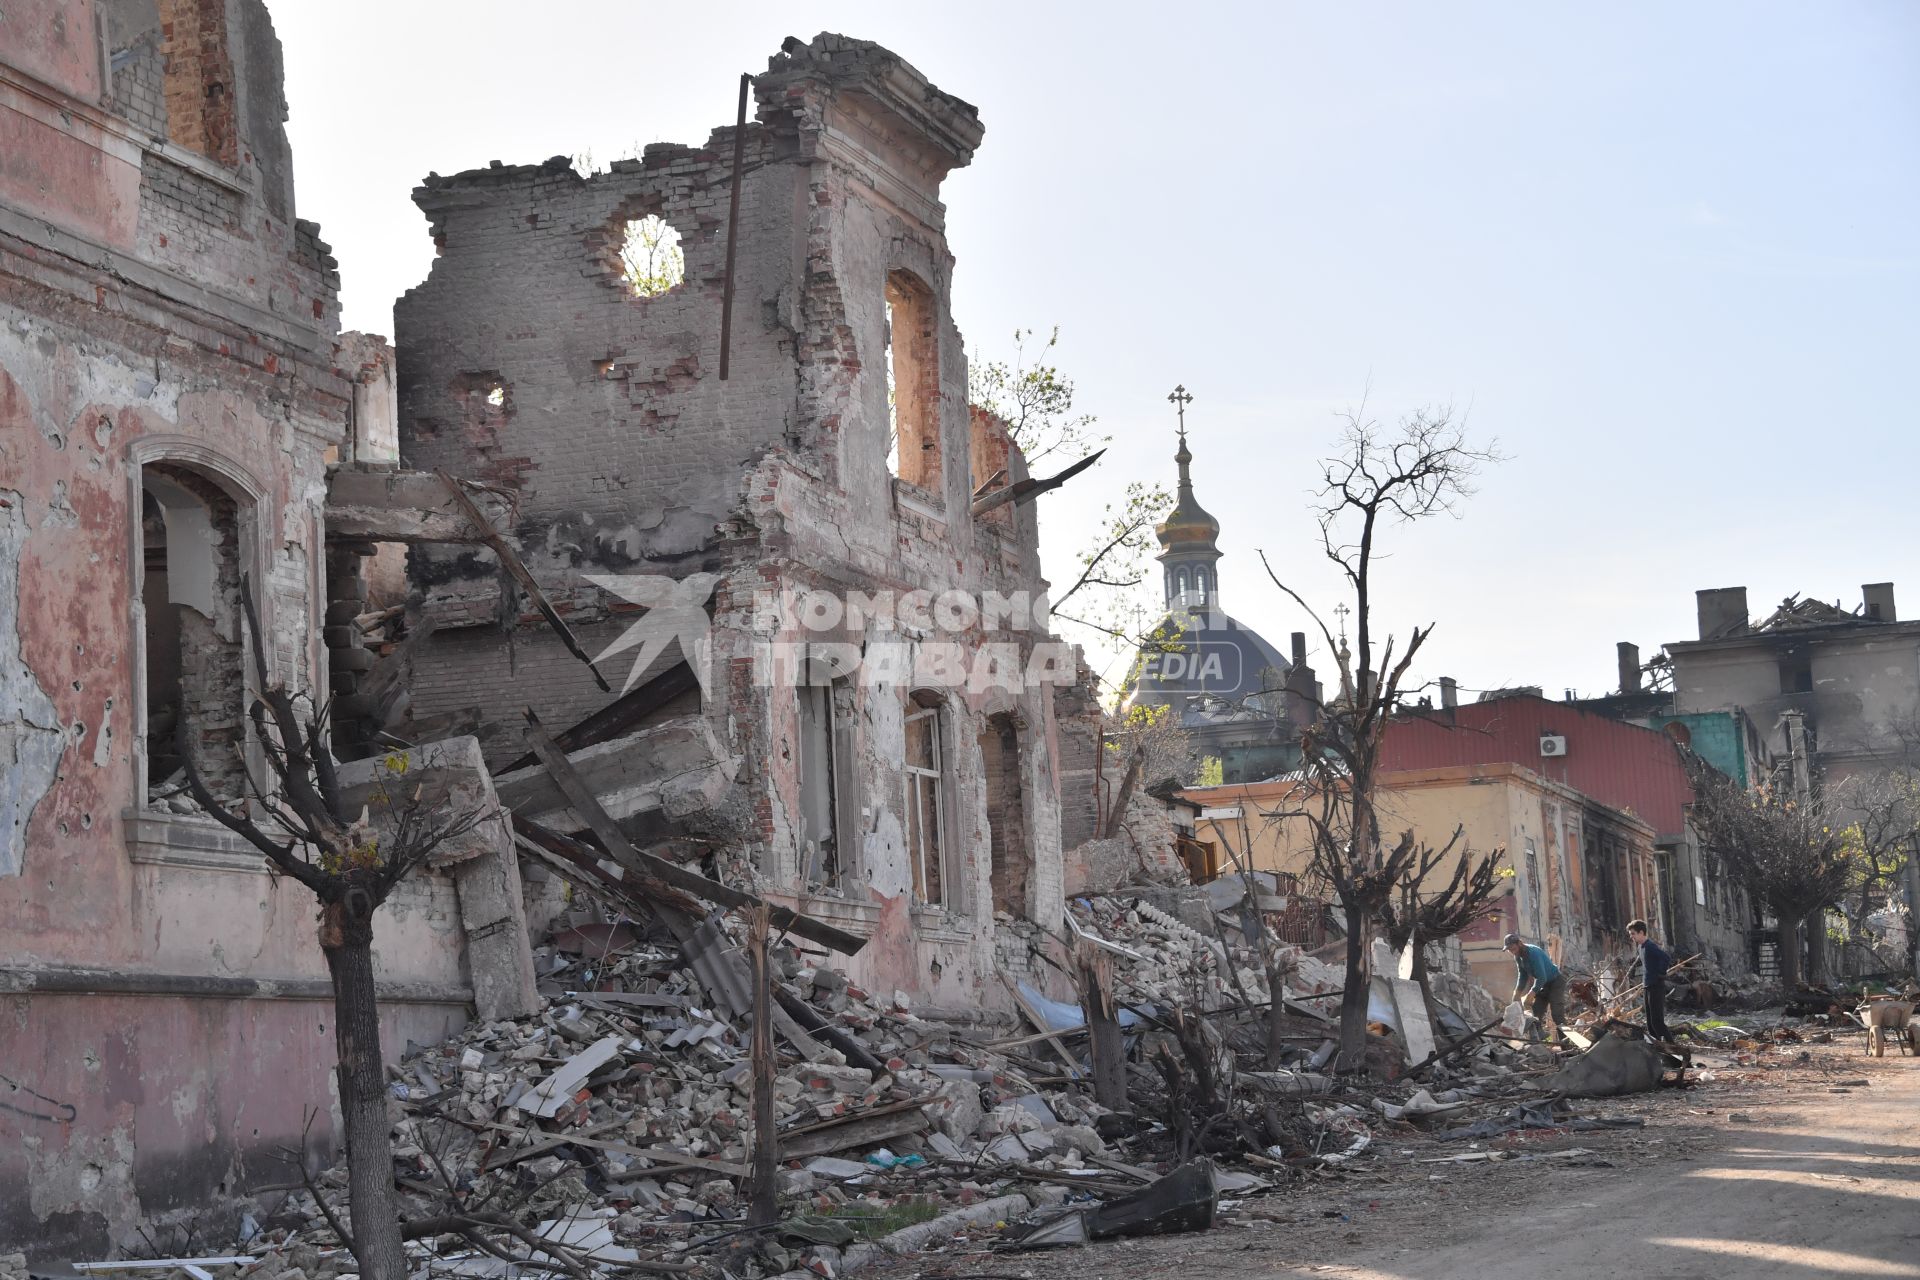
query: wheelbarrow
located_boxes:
[1854,997,1916,1057]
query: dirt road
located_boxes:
[872,1039,1920,1280]
[1271,1041,1920,1279]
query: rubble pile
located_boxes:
[120,892,1865,1279]
[190,893,1565,1277]
[1068,894,1343,1015]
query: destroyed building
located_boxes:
[380,33,1084,1006]
[1,13,1114,1254]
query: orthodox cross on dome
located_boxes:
[1332,602,1351,649]
[1167,384,1193,439]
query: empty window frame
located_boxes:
[979,711,1029,918]
[139,461,249,808]
[884,271,940,490]
[798,680,854,886]
[904,694,948,906]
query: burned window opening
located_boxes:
[904,691,948,907]
[884,270,940,490]
[140,462,248,810]
[980,711,1029,919]
[797,679,849,887]
[619,214,686,298]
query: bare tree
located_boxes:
[1684,754,1854,991]
[1375,825,1507,1003]
[1260,407,1498,1068]
[969,328,1171,673]
[183,579,493,1280]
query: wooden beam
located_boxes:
[969,448,1105,518]
[324,468,517,544]
[497,660,700,773]
[518,711,866,956]
[438,470,610,692]
[521,713,836,1061]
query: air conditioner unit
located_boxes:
[1539,734,1568,758]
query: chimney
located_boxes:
[1863,582,1897,622]
[1439,676,1458,710]
[1696,587,1748,640]
[1291,632,1308,667]
[1617,641,1642,694]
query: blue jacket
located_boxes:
[1511,943,1561,998]
[1640,938,1672,988]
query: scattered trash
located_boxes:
[1008,1161,1221,1248]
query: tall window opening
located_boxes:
[140,463,247,809]
[979,712,1029,919]
[904,692,948,906]
[884,271,940,490]
[798,679,854,887]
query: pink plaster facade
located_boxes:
[0,1,472,1257]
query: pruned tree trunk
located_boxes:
[1076,946,1129,1110]
[321,898,406,1279]
[1265,956,1291,1068]
[1103,747,1143,839]
[1336,902,1370,1069]
[1805,911,1828,986]
[746,906,778,1228]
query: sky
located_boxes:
[272,1,1920,703]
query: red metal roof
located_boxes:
[1379,695,1694,837]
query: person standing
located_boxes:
[1628,918,1673,1042]
[1504,933,1570,1042]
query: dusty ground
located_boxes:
[865,1036,1920,1280]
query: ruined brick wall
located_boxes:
[155,0,237,167]
[396,34,1073,1012]
[105,0,170,137]
[1053,660,1105,851]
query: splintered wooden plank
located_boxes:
[437,470,610,692]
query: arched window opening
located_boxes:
[141,462,248,810]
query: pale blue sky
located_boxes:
[274,1,1919,701]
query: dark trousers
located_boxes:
[1529,974,1570,1038]
[1645,983,1669,1042]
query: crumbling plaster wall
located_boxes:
[394,34,1070,1007]
[0,0,481,1254]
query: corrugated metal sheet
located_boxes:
[1380,696,1693,837]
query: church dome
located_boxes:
[1155,431,1221,552]
[1129,609,1293,722]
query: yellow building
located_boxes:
[1183,763,1662,995]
